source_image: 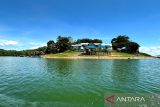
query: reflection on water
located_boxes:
[46,59,74,77]
[110,60,141,93]
[0,57,160,107]
[111,60,140,84]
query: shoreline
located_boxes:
[42,55,154,60]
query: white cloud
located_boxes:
[0,40,18,46]
[139,46,160,56]
[0,38,46,50]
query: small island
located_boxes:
[0,35,153,59]
[40,35,153,59]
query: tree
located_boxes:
[92,39,102,43]
[111,38,117,50]
[56,36,72,52]
[75,38,102,43]
[36,46,47,55]
[111,35,140,53]
[36,46,47,52]
[46,40,56,54]
[76,38,92,43]
[126,42,140,53]
[111,35,129,50]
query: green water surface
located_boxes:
[0,57,160,107]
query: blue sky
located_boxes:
[0,0,160,55]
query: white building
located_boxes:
[72,43,112,50]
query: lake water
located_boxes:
[0,57,160,107]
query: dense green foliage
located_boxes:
[56,36,72,52]
[0,49,20,56]
[0,49,35,56]
[46,40,56,54]
[0,47,47,56]
[46,36,72,54]
[75,38,102,44]
[111,36,129,50]
[111,35,140,53]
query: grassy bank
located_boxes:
[42,50,153,59]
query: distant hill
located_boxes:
[0,47,46,56]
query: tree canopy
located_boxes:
[111,35,140,53]
[75,38,102,44]
[56,36,72,52]
[46,36,72,54]
[46,40,56,54]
